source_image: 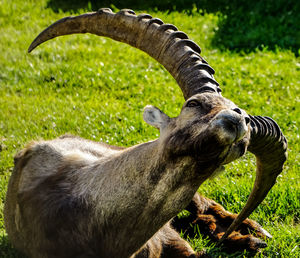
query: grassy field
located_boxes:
[0,0,299,257]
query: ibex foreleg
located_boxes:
[172,193,271,252]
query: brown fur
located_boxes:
[4,93,268,258]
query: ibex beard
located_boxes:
[5,93,251,258]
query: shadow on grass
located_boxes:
[0,235,25,258]
[46,0,299,55]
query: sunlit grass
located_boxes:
[0,0,299,257]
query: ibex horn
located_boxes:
[221,115,287,241]
[28,8,221,99]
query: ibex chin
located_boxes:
[4,8,287,258]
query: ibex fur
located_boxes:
[4,8,287,258]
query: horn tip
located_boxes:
[28,42,37,53]
[28,46,34,53]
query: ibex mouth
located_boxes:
[234,122,249,143]
[221,138,248,165]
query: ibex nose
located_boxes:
[232,108,250,125]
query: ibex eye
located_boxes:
[187,100,201,108]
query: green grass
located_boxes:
[0,0,299,257]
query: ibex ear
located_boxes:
[143,105,170,131]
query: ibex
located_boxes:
[4,8,287,258]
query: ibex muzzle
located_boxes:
[4,8,287,258]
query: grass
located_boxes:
[0,0,299,257]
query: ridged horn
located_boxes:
[28,8,221,99]
[221,115,287,241]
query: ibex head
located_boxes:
[28,8,287,240]
[144,93,250,167]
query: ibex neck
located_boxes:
[82,139,215,256]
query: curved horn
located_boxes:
[28,8,221,99]
[221,115,287,241]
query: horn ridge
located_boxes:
[137,14,153,21]
[158,24,178,32]
[117,9,136,15]
[249,115,287,153]
[148,18,164,26]
[28,9,220,99]
[98,8,113,14]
